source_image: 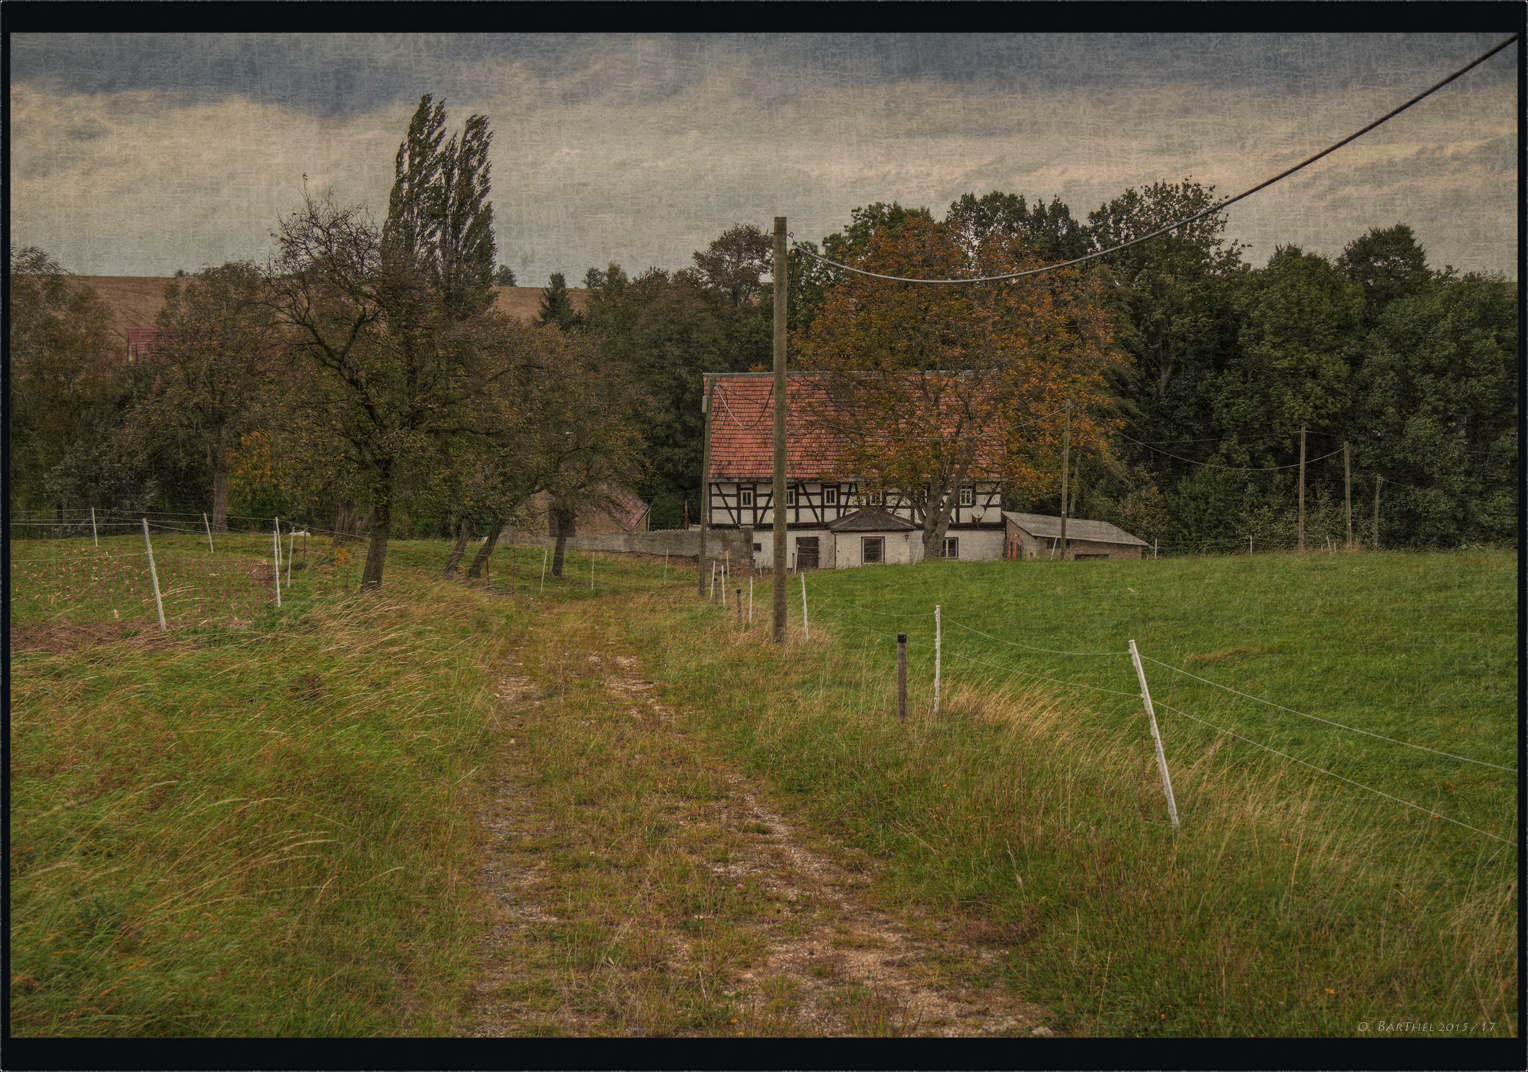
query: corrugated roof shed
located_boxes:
[1002,511,1147,547]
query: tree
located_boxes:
[493,265,517,287]
[8,246,118,518]
[1351,274,1516,548]
[691,224,773,309]
[1335,223,1432,330]
[946,191,1092,263]
[535,272,581,330]
[794,216,1124,560]
[270,95,501,591]
[140,262,280,532]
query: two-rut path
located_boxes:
[458,597,1056,1038]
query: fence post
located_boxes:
[749,576,753,625]
[897,633,908,722]
[933,605,941,716]
[737,590,743,627]
[663,550,668,586]
[800,571,809,641]
[141,518,167,631]
[709,562,716,602]
[1128,640,1179,830]
[272,520,282,609]
[203,512,214,554]
[590,551,595,591]
[91,507,99,548]
[540,547,548,593]
[287,527,295,587]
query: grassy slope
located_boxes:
[9,538,520,1035]
[626,550,1518,1037]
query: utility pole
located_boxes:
[1059,400,1070,561]
[1297,427,1306,553]
[1372,474,1383,551]
[698,375,715,596]
[1344,441,1353,550]
[772,217,789,643]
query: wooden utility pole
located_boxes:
[772,217,788,644]
[1059,400,1071,560]
[1372,474,1383,551]
[1343,441,1353,550]
[1297,427,1306,553]
[698,376,715,596]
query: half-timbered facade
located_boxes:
[703,372,1007,569]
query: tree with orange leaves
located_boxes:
[792,215,1125,560]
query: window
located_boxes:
[942,537,959,559]
[959,486,974,507]
[824,487,838,506]
[862,537,884,564]
[739,487,754,507]
[785,487,796,507]
[753,543,762,552]
[859,488,883,506]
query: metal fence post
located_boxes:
[932,605,942,716]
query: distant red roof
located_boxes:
[126,328,166,362]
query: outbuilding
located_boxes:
[1003,511,1148,560]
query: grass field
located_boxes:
[626,549,1518,1037]
[8,536,1517,1037]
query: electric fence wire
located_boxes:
[943,615,1129,657]
[948,649,1144,700]
[1155,701,1515,846]
[794,35,1519,286]
[1138,654,1517,773]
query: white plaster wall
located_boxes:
[954,528,1006,562]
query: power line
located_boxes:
[795,35,1518,286]
[1118,433,1346,472]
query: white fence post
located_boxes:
[1128,639,1179,830]
[800,570,809,641]
[933,604,941,716]
[540,547,548,593]
[141,519,167,631]
[91,507,99,548]
[748,576,753,625]
[272,519,282,609]
[204,512,214,554]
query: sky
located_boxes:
[9,32,1520,283]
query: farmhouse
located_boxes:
[1003,511,1148,560]
[702,372,1006,569]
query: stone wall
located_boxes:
[498,526,753,561]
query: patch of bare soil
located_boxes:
[465,640,1056,1038]
[9,620,187,655]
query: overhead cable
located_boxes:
[795,34,1518,286]
[1118,433,1347,471]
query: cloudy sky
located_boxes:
[10,32,1520,283]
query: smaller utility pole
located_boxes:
[1059,400,1071,561]
[1343,441,1353,550]
[1297,427,1306,553]
[1372,474,1383,551]
[699,376,715,597]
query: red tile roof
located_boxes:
[705,374,846,481]
[704,372,1005,482]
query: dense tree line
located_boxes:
[9,130,1515,567]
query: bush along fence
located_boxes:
[690,569,1517,849]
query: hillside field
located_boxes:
[8,538,1517,1038]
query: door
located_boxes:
[796,537,820,570]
